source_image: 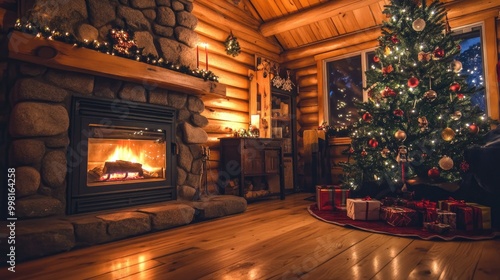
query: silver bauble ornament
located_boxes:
[412,18,426,31]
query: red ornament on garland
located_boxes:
[393,108,404,117]
[362,112,373,122]
[460,161,470,172]
[469,123,479,134]
[349,147,355,154]
[368,138,379,148]
[457,93,465,100]
[408,77,419,88]
[361,149,368,157]
[449,82,461,92]
[433,47,445,59]
[373,56,380,63]
[391,35,400,44]
[382,65,394,75]
[427,167,440,178]
[381,87,396,97]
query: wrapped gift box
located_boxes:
[438,198,466,212]
[407,200,438,224]
[380,206,418,227]
[456,206,474,231]
[316,185,350,211]
[423,222,451,234]
[346,198,381,220]
[466,203,492,230]
[436,210,456,230]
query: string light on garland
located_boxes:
[13,19,219,82]
[224,32,241,57]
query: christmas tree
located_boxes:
[341,0,495,192]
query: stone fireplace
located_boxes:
[9,64,212,218]
[2,0,247,261]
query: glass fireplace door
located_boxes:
[87,125,166,186]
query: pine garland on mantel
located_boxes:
[13,19,220,82]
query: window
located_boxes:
[452,25,486,113]
[323,24,488,126]
[324,54,364,130]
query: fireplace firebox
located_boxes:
[68,97,177,214]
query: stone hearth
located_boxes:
[2,0,247,262]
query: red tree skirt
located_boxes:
[308,204,500,241]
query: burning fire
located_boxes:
[106,143,154,171]
[87,139,165,183]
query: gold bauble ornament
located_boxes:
[381,147,390,158]
[384,46,391,56]
[438,156,454,170]
[441,127,455,141]
[450,60,463,73]
[423,90,437,101]
[394,129,407,141]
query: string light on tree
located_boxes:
[338,0,494,191]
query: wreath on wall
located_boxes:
[224,32,241,57]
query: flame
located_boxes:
[106,141,154,171]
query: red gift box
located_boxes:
[438,197,466,212]
[407,200,438,224]
[456,206,474,231]
[457,204,486,231]
[316,185,350,211]
[380,206,418,227]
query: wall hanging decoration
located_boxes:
[224,32,241,57]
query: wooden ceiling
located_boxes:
[214,0,470,52]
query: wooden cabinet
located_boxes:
[219,138,285,200]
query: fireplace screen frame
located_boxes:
[67,96,177,214]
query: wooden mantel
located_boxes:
[7,31,226,97]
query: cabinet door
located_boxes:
[243,149,264,174]
[264,150,280,174]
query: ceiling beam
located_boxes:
[259,0,382,37]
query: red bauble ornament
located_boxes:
[433,47,445,59]
[391,35,400,44]
[449,82,461,92]
[368,138,379,148]
[349,147,355,154]
[373,56,380,63]
[457,93,465,100]
[362,112,373,122]
[361,150,368,157]
[460,161,470,172]
[456,44,461,51]
[393,109,404,117]
[427,167,440,178]
[469,123,479,134]
[408,77,419,88]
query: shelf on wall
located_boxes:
[6,31,226,97]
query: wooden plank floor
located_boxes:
[3,193,500,280]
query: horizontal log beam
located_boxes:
[259,0,382,37]
[202,96,249,113]
[7,31,226,97]
[197,33,255,67]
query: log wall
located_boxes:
[192,0,282,191]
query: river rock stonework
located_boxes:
[8,64,209,218]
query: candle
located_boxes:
[196,45,200,69]
[205,44,208,71]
